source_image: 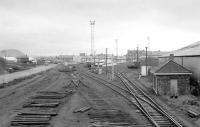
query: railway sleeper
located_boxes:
[23,104,59,108]
[27,100,61,104]
[31,96,66,99]
[21,108,58,113]
[10,125,49,127]
[11,121,50,126]
[13,117,50,121]
[19,112,57,116]
[15,115,51,118]
[187,109,200,118]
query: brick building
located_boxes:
[151,59,192,96]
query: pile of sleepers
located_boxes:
[10,90,73,126]
[88,108,134,126]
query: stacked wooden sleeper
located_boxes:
[10,90,72,126]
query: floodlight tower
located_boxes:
[90,20,95,57]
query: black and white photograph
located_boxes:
[0,0,200,126]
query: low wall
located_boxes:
[0,64,57,84]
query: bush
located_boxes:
[0,57,6,73]
[190,77,200,96]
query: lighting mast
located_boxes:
[90,20,95,56]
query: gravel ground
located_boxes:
[1,63,198,127]
[0,65,70,127]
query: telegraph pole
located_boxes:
[115,39,118,72]
[145,46,148,76]
[106,48,108,76]
[111,54,114,80]
[115,39,118,60]
[136,46,139,63]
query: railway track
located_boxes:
[118,73,184,127]
[81,72,184,127]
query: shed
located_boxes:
[152,60,192,97]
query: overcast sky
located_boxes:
[0,0,200,56]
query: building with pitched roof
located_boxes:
[159,41,200,81]
[151,55,192,96]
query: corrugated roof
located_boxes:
[0,49,26,58]
[153,60,191,75]
[162,41,200,57]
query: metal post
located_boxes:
[106,48,108,76]
[111,54,114,80]
[145,46,148,76]
[137,46,139,63]
[115,39,118,60]
[115,39,118,72]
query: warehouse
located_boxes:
[159,41,200,78]
[151,54,192,97]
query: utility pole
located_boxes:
[145,46,148,76]
[106,48,108,76]
[136,46,139,63]
[115,39,118,61]
[115,39,118,73]
[111,54,114,80]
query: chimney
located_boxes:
[169,54,174,61]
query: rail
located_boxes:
[119,73,183,127]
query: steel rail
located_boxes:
[120,73,183,127]
[117,74,159,127]
[80,72,159,127]
[83,71,183,127]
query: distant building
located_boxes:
[17,56,29,63]
[58,55,73,62]
[29,57,37,64]
[140,57,159,76]
[151,54,192,96]
[0,49,26,58]
[73,55,82,63]
[126,49,168,62]
[4,57,17,62]
[126,50,136,62]
[79,53,86,56]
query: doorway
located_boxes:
[170,79,178,97]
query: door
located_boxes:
[170,79,178,96]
